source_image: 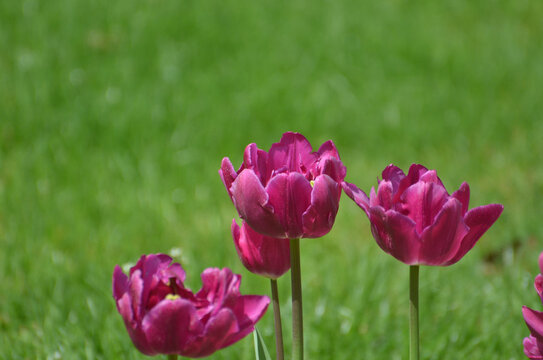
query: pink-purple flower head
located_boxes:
[522,252,543,359]
[342,164,503,266]
[112,254,269,357]
[232,219,291,279]
[220,132,346,239]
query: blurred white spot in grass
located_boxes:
[169,247,189,265]
[22,0,37,16]
[46,350,62,360]
[87,298,97,319]
[172,188,186,204]
[315,298,326,318]
[51,250,64,265]
[339,306,353,334]
[175,149,193,166]
[170,247,182,258]
[384,104,400,127]
[105,87,121,104]
[37,178,50,195]
[122,262,135,273]
[69,69,85,86]
[17,49,36,71]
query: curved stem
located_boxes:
[409,265,420,360]
[290,238,303,360]
[270,279,285,360]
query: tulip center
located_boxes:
[310,180,315,187]
[165,294,180,301]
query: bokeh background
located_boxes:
[1,0,543,359]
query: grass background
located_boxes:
[1,0,543,359]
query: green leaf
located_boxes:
[253,327,272,360]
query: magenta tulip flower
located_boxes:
[232,219,291,279]
[112,254,269,357]
[522,252,543,359]
[342,164,503,266]
[220,132,346,239]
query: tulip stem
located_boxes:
[270,279,285,360]
[290,238,303,360]
[167,355,178,360]
[409,265,420,360]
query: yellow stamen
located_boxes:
[310,180,315,187]
[165,294,180,301]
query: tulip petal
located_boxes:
[369,207,420,265]
[419,198,468,266]
[243,143,270,184]
[444,203,504,265]
[231,169,285,238]
[266,172,312,239]
[524,306,543,342]
[341,181,370,215]
[197,268,240,314]
[536,274,543,303]
[393,164,428,202]
[451,182,470,216]
[381,164,406,193]
[302,174,340,238]
[193,308,240,357]
[113,265,129,301]
[311,140,346,182]
[524,335,543,359]
[232,220,290,279]
[142,298,200,355]
[268,132,315,174]
[225,295,270,347]
[129,269,145,322]
[399,181,449,234]
[219,157,238,198]
[376,180,394,210]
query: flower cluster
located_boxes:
[112,132,506,360]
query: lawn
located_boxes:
[1,0,543,359]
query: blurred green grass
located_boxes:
[1,0,542,359]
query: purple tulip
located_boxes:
[232,219,291,279]
[112,254,270,357]
[523,252,543,359]
[342,164,503,266]
[220,132,346,239]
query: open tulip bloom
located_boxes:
[522,252,543,359]
[219,131,346,240]
[220,132,346,360]
[112,254,269,359]
[342,163,503,360]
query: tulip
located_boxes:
[112,254,269,358]
[231,219,291,279]
[231,219,290,360]
[522,252,543,359]
[342,163,503,266]
[343,163,503,360]
[220,131,346,240]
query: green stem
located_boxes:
[409,265,420,360]
[290,238,303,360]
[270,279,285,360]
[167,355,178,360]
